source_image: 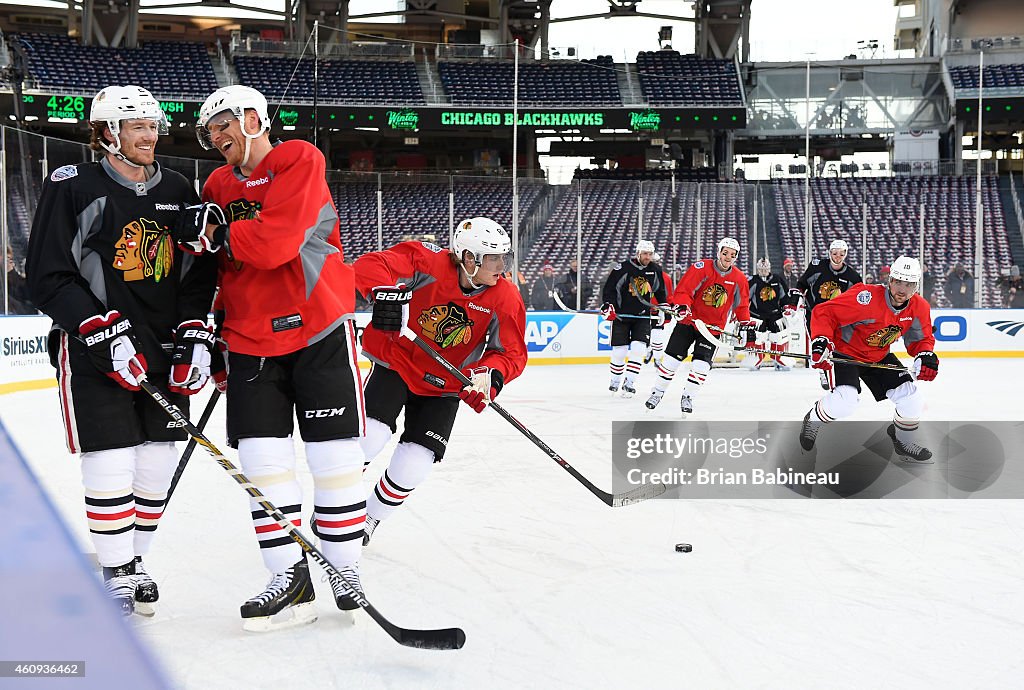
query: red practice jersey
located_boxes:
[651,271,673,305]
[671,259,750,328]
[811,283,935,363]
[354,241,528,397]
[201,140,355,356]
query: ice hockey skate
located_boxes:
[773,360,792,372]
[620,382,637,398]
[362,515,380,546]
[679,394,693,415]
[329,564,364,617]
[103,560,137,616]
[645,389,664,410]
[133,556,158,617]
[799,410,821,451]
[887,424,934,464]
[609,377,621,393]
[240,558,317,632]
[643,349,654,365]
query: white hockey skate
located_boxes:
[679,395,693,415]
[620,382,637,398]
[645,389,664,410]
[362,515,380,547]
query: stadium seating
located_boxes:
[948,63,1024,91]
[635,50,743,105]
[12,32,218,98]
[438,56,620,105]
[233,56,424,103]
[772,177,1010,307]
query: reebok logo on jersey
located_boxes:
[899,316,913,322]
[246,176,269,188]
[467,302,491,314]
[305,407,346,418]
[155,203,180,211]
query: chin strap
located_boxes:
[240,136,253,170]
[100,141,146,169]
[459,261,484,290]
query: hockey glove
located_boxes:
[458,366,505,413]
[809,336,835,372]
[912,350,939,381]
[736,320,757,348]
[210,341,228,394]
[785,288,804,310]
[669,303,692,322]
[370,284,412,332]
[79,311,147,391]
[600,302,617,321]
[172,202,227,254]
[168,320,216,395]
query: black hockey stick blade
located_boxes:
[135,372,466,650]
[401,327,665,507]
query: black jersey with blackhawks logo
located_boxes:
[26,159,218,369]
[602,259,667,317]
[748,272,787,321]
[794,257,862,314]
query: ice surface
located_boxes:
[3,360,1023,689]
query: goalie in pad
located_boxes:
[799,256,938,463]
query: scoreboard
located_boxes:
[4,92,746,132]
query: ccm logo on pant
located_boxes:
[305,407,346,418]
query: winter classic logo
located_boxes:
[856,289,872,305]
[50,165,78,182]
[387,109,419,130]
[525,313,573,352]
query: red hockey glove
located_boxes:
[809,336,835,372]
[670,303,692,322]
[168,320,216,395]
[79,311,147,391]
[600,302,617,321]
[458,366,505,413]
[912,351,938,381]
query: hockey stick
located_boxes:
[400,326,666,507]
[693,319,910,372]
[135,372,466,650]
[552,290,602,314]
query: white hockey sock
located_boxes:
[815,384,859,422]
[366,442,435,524]
[239,437,302,574]
[306,438,365,568]
[652,354,682,392]
[359,417,394,469]
[650,327,666,355]
[81,446,136,568]
[132,441,177,557]
[609,345,627,384]
[681,359,711,398]
[623,340,646,386]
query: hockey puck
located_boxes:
[675,543,692,553]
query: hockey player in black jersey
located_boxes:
[748,258,791,371]
[601,240,667,397]
[789,239,863,330]
[25,85,218,617]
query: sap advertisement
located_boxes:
[2,310,1022,391]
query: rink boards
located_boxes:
[2,309,1022,392]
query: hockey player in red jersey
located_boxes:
[799,256,938,463]
[644,252,675,366]
[176,85,367,630]
[645,237,755,415]
[26,85,218,618]
[353,217,527,546]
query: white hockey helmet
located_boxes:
[196,85,271,150]
[829,239,849,253]
[889,255,922,283]
[452,217,513,287]
[636,239,655,255]
[717,236,740,255]
[756,257,771,276]
[90,85,168,165]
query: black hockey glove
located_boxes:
[912,350,939,381]
[172,202,227,254]
[370,284,413,332]
[809,336,835,372]
[735,320,757,348]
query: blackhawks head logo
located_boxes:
[628,276,652,298]
[701,284,728,309]
[759,285,778,302]
[418,302,473,348]
[223,199,262,271]
[112,217,173,282]
[819,281,841,301]
[866,325,902,348]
